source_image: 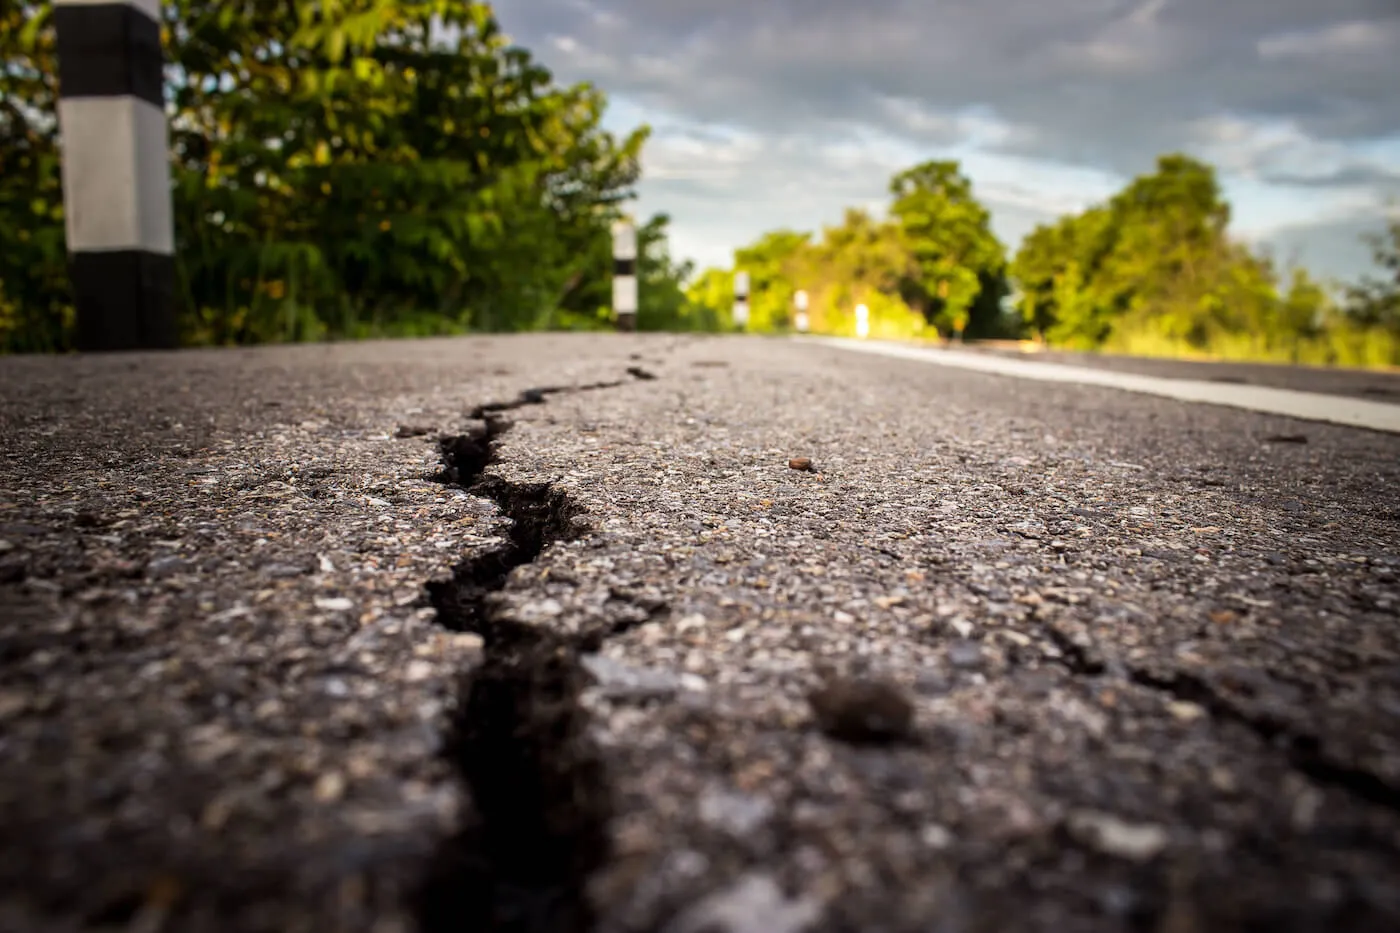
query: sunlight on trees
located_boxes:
[1,0,673,349]
[710,155,1398,369]
[2,3,1397,367]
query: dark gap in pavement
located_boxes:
[1128,667,1400,814]
[1044,623,1107,676]
[468,380,624,420]
[588,586,670,649]
[416,371,651,933]
[1039,617,1400,815]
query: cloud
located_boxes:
[1245,212,1395,284]
[1257,19,1400,61]
[1189,115,1400,192]
[493,0,1400,279]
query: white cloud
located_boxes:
[499,0,1400,282]
[1258,19,1400,61]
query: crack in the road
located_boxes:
[1034,614,1400,816]
[1126,666,1400,814]
[1042,620,1107,676]
[467,380,624,420]
[415,370,651,933]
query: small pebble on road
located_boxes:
[808,676,916,744]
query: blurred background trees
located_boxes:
[698,154,1398,367]
[1,0,699,350]
[2,2,1396,365]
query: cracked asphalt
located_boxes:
[2,334,1398,933]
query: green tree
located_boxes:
[1274,266,1329,362]
[1095,154,1236,349]
[1007,153,1355,362]
[2,0,651,350]
[1346,212,1400,334]
[635,213,720,332]
[0,3,69,352]
[683,267,734,329]
[734,229,810,331]
[795,209,929,338]
[1010,207,1116,347]
[887,160,1007,339]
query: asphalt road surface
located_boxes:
[2,334,1398,933]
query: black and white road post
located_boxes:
[612,219,637,332]
[733,270,750,330]
[54,0,177,351]
[794,289,809,333]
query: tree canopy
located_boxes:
[690,161,1016,341]
[699,151,1397,369]
[1008,155,1399,366]
[3,4,1397,369]
[0,0,686,350]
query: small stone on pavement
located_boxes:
[808,676,916,744]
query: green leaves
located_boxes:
[700,161,1012,340]
[1347,214,1400,334]
[2,0,649,349]
[0,2,67,352]
[888,161,1008,337]
[1008,156,1399,367]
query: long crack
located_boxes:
[1034,612,1400,815]
[1126,666,1400,813]
[415,372,648,933]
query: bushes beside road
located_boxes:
[698,155,1400,368]
[2,3,1395,365]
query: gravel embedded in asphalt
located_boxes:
[2,334,1399,933]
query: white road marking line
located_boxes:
[802,336,1400,435]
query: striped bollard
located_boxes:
[733,271,750,330]
[855,303,870,339]
[612,220,637,332]
[794,289,809,333]
[54,0,177,351]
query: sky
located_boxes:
[492,0,1400,284]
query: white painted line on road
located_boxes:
[803,336,1400,435]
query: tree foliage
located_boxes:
[888,160,1008,337]
[0,0,696,351]
[698,162,1015,341]
[1010,155,1400,367]
[704,150,1396,370]
[6,4,1398,370]
[634,213,722,332]
[1347,214,1400,332]
[0,1,69,351]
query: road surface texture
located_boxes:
[2,334,1399,933]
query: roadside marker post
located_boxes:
[733,271,750,330]
[794,289,809,333]
[54,0,178,351]
[855,303,870,339]
[612,220,637,332]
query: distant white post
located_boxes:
[794,289,809,333]
[612,219,637,332]
[54,0,177,351]
[855,303,870,339]
[733,270,750,329]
